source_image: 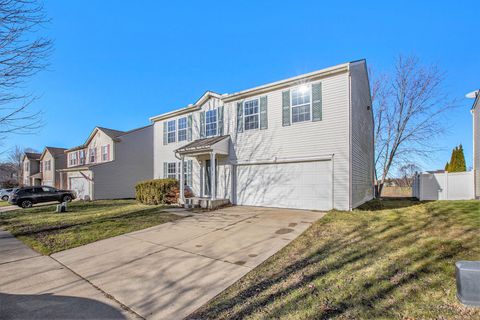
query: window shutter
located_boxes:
[187,114,193,141]
[187,160,193,186]
[163,162,167,178]
[282,90,291,126]
[236,102,243,133]
[312,82,322,121]
[260,96,268,130]
[200,111,205,138]
[107,144,110,161]
[218,106,224,136]
[163,121,167,145]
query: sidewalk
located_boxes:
[0,230,137,320]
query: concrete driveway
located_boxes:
[3,206,325,319]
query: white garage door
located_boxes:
[236,160,332,210]
[69,177,90,200]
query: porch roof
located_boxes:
[175,135,230,155]
[30,172,42,179]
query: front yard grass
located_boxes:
[0,200,181,255]
[189,200,480,319]
[0,201,13,207]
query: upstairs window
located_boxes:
[244,99,259,131]
[167,120,176,143]
[178,117,187,142]
[89,148,96,163]
[24,162,29,172]
[291,86,311,123]
[45,160,51,171]
[205,109,217,137]
[70,153,78,166]
[101,145,109,161]
[79,150,86,165]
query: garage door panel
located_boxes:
[69,177,89,200]
[236,161,332,211]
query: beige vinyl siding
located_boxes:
[349,61,375,208]
[41,151,55,186]
[91,126,154,199]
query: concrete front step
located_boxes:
[185,197,230,210]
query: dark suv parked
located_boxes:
[9,186,76,208]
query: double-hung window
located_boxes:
[70,153,78,166]
[177,117,187,142]
[205,109,217,137]
[45,160,51,171]
[101,145,109,161]
[25,162,29,173]
[167,120,176,143]
[79,150,86,165]
[291,86,311,123]
[167,163,176,179]
[89,148,96,163]
[244,99,259,130]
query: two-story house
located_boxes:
[471,90,479,199]
[150,60,374,211]
[21,152,42,186]
[59,125,153,200]
[38,147,68,188]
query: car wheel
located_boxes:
[62,195,72,203]
[1,195,8,201]
[20,200,33,208]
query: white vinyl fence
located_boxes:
[412,171,475,200]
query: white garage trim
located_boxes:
[234,156,334,211]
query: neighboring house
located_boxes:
[471,90,480,199]
[39,147,68,189]
[59,126,153,200]
[150,60,374,211]
[21,152,42,186]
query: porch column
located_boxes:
[199,160,204,197]
[210,151,216,200]
[179,154,185,203]
[60,172,64,189]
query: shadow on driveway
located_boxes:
[0,292,128,320]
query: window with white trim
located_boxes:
[45,160,51,171]
[205,109,217,137]
[178,117,187,142]
[79,150,86,165]
[291,86,311,123]
[89,148,96,163]
[70,152,78,166]
[101,145,109,161]
[24,162,29,173]
[244,99,259,130]
[167,120,176,143]
[167,162,176,179]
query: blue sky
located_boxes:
[4,0,478,172]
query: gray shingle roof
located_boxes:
[176,135,229,153]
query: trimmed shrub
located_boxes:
[135,179,179,205]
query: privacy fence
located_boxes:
[412,171,475,200]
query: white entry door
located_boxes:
[69,177,90,200]
[235,160,333,210]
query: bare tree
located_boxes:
[398,163,420,188]
[8,144,37,184]
[0,0,52,147]
[372,55,455,196]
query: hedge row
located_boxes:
[135,179,179,205]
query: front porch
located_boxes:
[175,135,231,208]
